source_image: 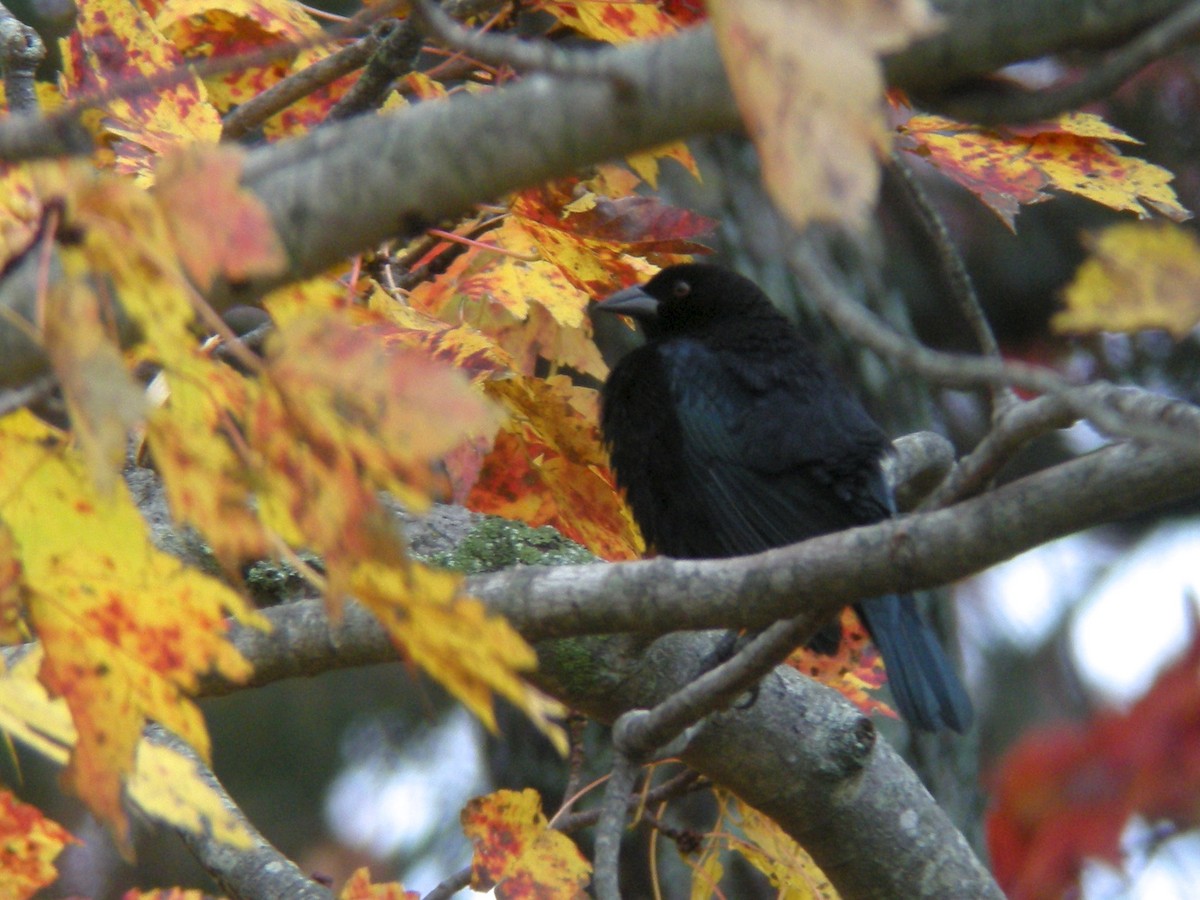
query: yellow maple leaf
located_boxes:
[461,789,591,898]
[734,800,839,899]
[31,160,199,372]
[352,559,565,751]
[625,141,702,189]
[41,278,146,493]
[146,358,271,570]
[0,647,255,853]
[1054,222,1200,338]
[710,0,937,229]
[541,0,678,42]
[0,522,26,644]
[0,165,41,266]
[0,411,263,850]
[128,737,256,851]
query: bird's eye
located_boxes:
[672,280,691,299]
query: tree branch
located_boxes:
[2,1,1194,390]
[177,426,1200,897]
[467,438,1200,642]
[145,725,333,900]
[930,0,1200,123]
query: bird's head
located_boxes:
[592,264,778,340]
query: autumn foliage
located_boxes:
[0,0,1196,896]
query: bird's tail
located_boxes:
[857,595,973,733]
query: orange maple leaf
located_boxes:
[0,789,78,900]
[469,375,643,561]
[901,111,1190,229]
[61,0,222,178]
[338,868,418,900]
[154,144,287,290]
[786,607,893,721]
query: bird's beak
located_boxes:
[592,285,659,321]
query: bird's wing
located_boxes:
[663,339,891,557]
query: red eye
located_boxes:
[672,280,691,299]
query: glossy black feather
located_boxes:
[595,263,973,733]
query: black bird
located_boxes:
[593,263,973,733]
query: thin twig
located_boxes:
[787,239,1200,453]
[222,26,387,140]
[935,0,1200,124]
[556,711,590,818]
[552,768,705,833]
[594,612,843,897]
[412,0,630,84]
[593,745,642,900]
[0,371,57,417]
[888,152,1020,420]
[421,865,472,900]
[328,0,508,120]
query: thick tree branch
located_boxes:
[889,0,1190,97]
[202,604,1001,899]
[179,428,1200,897]
[467,438,1200,641]
[194,437,1200,687]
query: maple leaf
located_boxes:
[350,558,565,750]
[0,645,257,856]
[987,624,1200,900]
[0,789,77,900]
[461,788,591,898]
[31,159,201,373]
[540,0,679,43]
[510,177,714,295]
[60,0,222,179]
[338,868,418,900]
[0,411,263,850]
[41,279,146,493]
[690,790,837,899]
[625,141,702,189]
[0,165,41,265]
[158,0,361,139]
[469,376,644,561]
[0,522,26,644]
[153,145,287,290]
[145,359,271,570]
[786,608,893,721]
[1054,221,1200,338]
[710,0,938,229]
[901,111,1191,229]
[262,313,504,516]
[407,217,595,330]
[733,801,838,899]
